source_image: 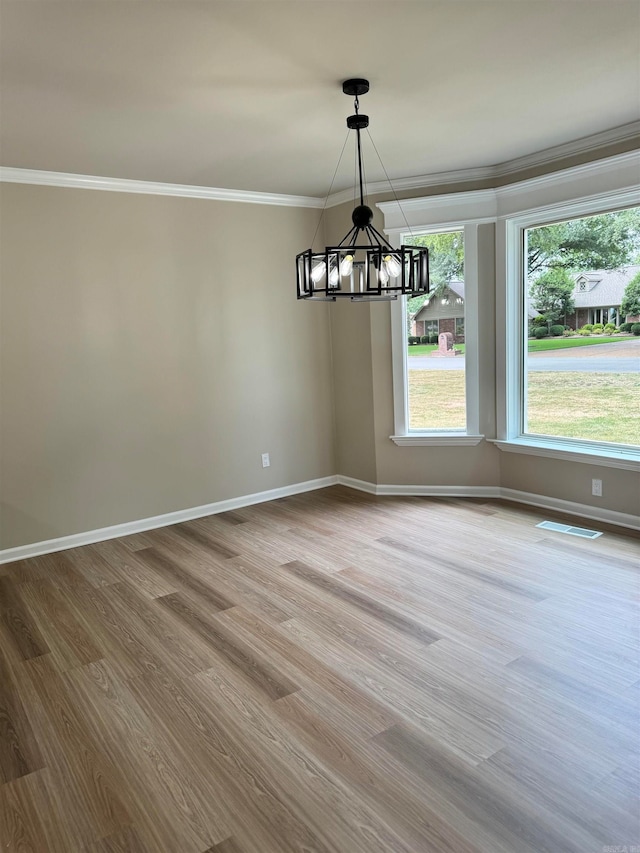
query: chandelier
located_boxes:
[296,79,429,302]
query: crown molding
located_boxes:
[0,167,324,209]
[378,150,640,232]
[325,120,640,208]
[2,121,638,210]
[324,166,496,208]
[492,120,640,179]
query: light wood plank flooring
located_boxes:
[1,487,638,852]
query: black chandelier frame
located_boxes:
[297,78,430,302]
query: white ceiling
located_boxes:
[1,1,639,197]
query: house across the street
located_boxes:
[412,280,539,344]
[411,281,466,343]
[411,264,639,343]
[562,265,639,328]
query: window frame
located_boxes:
[379,151,639,465]
[496,191,640,469]
[389,222,484,446]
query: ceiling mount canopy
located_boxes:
[296,79,429,302]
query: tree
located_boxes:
[621,270,640,318]
[404,231,465,332]
[405,231,464,294]
[527,208,640,277]
[529,268,574,326]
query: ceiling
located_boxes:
[1,1,639,198]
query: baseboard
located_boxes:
[0,475,338,565]
[499,488,640,532]
[338,476,639,530]
[336,476,501,499]
[335,475,378,494]
[2,474,636,564]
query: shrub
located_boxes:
[582,324,593,332]
[578,328,591,336]
[604,323,616,334]
[550,325,564,337]
[408,336,420,345]
[591,323,604,334]
[533,328,547,339]
[429,333,438,344]
[620,322,633,332]
[562,329,574,336]
[420,335,429,344]
[632,323,640,336]
[621,271,640,318]
[532,315,548,327]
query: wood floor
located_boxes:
[1,487,638,853]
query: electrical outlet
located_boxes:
[261,453,270,468]
[592,478,602,497]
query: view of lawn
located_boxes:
[408,370,638,442]
[526,335,632,352]
[407,336,632,356]
[408,372,466,429]
[408,343,466,356]
[527,372,639,443]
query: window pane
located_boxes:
[405,230,466,430]
[523,207,640,446]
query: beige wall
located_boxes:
[0,184,335,549]
[500,455,640,518]
[326,204,501,489]
[2,150,639,552]
[370,221,500,488]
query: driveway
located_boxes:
[408,339,640,373]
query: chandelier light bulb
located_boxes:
[383,254,402,278]
[340,254,354,276]
[328,265,340,288]
[378,264,390,285]
[310,261,326,283]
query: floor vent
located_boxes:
[536,520,602,539]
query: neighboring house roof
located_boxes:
[412,279,540,319]
[413,282,465,321]
[572,265,639,309]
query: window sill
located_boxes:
[489,438,640,472]
[390,434,485,447]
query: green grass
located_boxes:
[408,372,466,429]
[526,372,639,443]
[526,335,631,352]
[407,343,466,356]
[408,335,634,356]
[408,370,639,443]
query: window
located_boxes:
[388,221,483,446]
[403,230,466,432]
[523,207,640,450]
[422,319,438,338]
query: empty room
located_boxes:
[1,2,639,851]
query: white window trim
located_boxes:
[496,184,640,470]
[387,221,485,446]
[380,150,640,462]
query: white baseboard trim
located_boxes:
[336,476,501,499]
[335,475,379,495]
[3,474,636,564]
[499,488,640,532]
[337,476,639,530]
[0,476,338,565]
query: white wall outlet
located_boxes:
[592,478,602,497]
[261,452,270,468]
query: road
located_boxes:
[408,340,640,373]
